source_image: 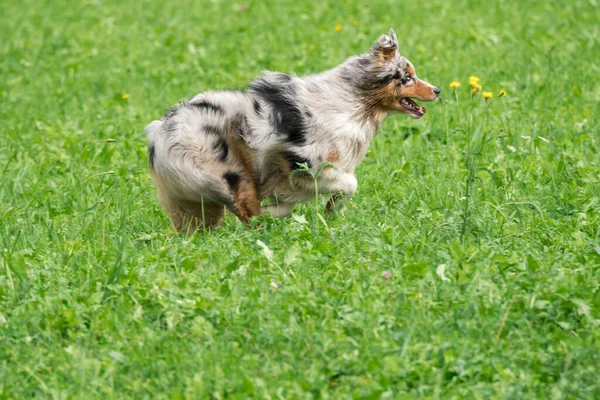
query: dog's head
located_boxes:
[346,29,440,119]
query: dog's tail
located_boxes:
[145,120,164,142]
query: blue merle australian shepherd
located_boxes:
[146,29,439,232]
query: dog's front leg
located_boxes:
[325,193,347,213]
[317,170,357,213]
[261,202,295,218]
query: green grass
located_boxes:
[1,0,600,398]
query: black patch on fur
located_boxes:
[149,144,156,169]
[162,102,185,120]
[281,150,311,171]
[253,99,262,115]
[224,172,241,190]
[213,139,229,161]
[189,100,224,115]
[164,120,178,135]
[377,74,395,86]
[168,143,183,155]
[203,125,222,136]
[346,72,394,91]
[304,110,313,119]
[357,57,372,67]
[162,99,224,122]
[343,57,405,91]
[231,114,249,138]
[250,74,307,145]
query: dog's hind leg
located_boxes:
[155,179,225,233]
[223,172,261,223]
[162,195,225,233]
[181,201,224,233]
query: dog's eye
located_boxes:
[404,74,412,81]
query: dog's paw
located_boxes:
[325,193,348,214]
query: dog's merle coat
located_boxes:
[146,29,439,232]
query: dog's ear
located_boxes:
[371,28,398,64]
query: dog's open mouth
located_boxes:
[399,98,426,118]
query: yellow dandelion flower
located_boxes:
[482,92,493,99]
[122,93,129,99]
[335,23,342,31]
[499,89,507,97]
[471,88,478,94]
[469,76,480,86]
[450,81,461,89]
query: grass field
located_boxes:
[1,0,600,398]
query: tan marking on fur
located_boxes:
[401,79,438,101]
[271,154,291,175]
[375,47,397,66]
[358,92,391,126]
[407,65,415,76]
[230,178,261,223]
[257,153,315,201]
[327,149,339,163]
[224,125,264,219]
[359,81,400,119]
[255,154,287,200]
[360,75,437,120]
[228,137,258,186]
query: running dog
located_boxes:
[146,29,439,232]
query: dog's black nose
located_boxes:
[433,87,441,97]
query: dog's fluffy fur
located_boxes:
[146,29,439,232]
